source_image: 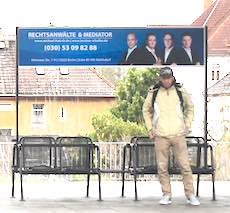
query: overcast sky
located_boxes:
[0,0,204,33]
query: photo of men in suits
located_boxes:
[139,33,161,65]
[177,32,201,65]
[161,32,178,65]
[120,32,141,65]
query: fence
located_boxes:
[97,142,127,180]
[0,142,14,177]
[212,141,230,180]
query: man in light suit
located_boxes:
[120,32,141,65]
[177,32,201,65]
[161,32,178,65]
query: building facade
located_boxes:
[0,38,116,137]
[192,0,230,87]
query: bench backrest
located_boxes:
[18,136,93,171]
[130,136,206,170]
[19,137,55,169]
[56,137,93,171]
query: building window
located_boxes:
[60,107,67,120]
[216,71,220,80]
[212,71,215,80]
[61,107,64,118]
[32,104,44,126]
[35,67,45,75]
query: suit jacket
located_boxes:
[120,47,142,65]
[138,47,161,65]
[161,47,178,65]
[176,48,201,65]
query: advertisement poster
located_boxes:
[18,27,204,66]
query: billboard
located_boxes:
[18,27,204,66]
[16,26,207,139]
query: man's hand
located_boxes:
[185,127,192,135]
[148,130,156,140]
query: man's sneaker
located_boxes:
[159,195,172,205]
[187,195,200,206]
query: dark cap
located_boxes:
[159,67,173,77]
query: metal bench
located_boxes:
[121,136,215,201]
[11,136,101,201]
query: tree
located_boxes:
[111,67,159,123]
[90,67,160,142]
[91,112,147,142]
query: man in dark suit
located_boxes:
[161,32,178,65]
[120,32,141,65]
[177,32,201,65]
[139,33,161,65]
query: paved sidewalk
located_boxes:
[0,180,229,213]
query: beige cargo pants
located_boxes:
[155,135,194,197]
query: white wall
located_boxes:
[208,95,230,141]
[173,66,206,137]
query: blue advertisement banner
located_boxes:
[18,27,204,66]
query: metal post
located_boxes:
[204,26,208,167]
[16,27,19,145]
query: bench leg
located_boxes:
[196,174,200,197]
[98,172,102,201]
[20,172,24,201]
[121,145,127,198]
[121,171,125,197]
[212,173,216,201]
[86,173,90,197]
[11,171,15,198]
[134,173,138,201]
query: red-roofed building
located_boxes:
[192,0,230,87]
[0,39,116,136]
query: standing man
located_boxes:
[177,32,201,65]
[142,67,200,206]
[120,32,141,65]
[161,32,178,65]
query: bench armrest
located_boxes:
[12,144,18,168]
[207,144,215,169]
[122,144,132,171]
